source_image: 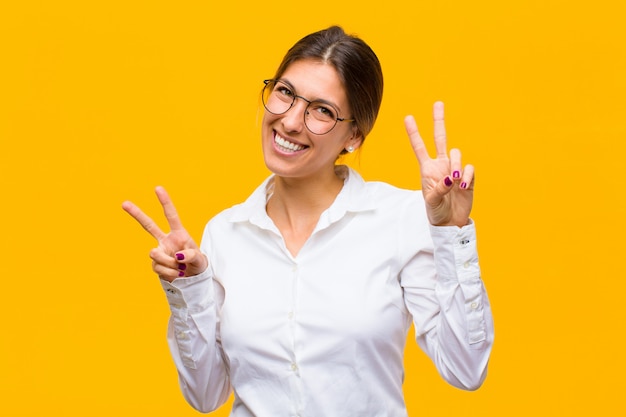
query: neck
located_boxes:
[271,166,344,212]
[266,165,346,256]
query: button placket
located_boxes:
[288,261,301,378]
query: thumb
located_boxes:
[424,175,455,217]
[174,249,209,277]
[427,175,454,204]
[424,176,455,226]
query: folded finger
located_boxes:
[450,148,462,181]
[150,247,178,269]
[460,164,475,190]
[153,262,186,281]
[150,248,186,280]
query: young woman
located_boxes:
[122,26,494,416]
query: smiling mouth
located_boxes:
[274,132,307,153]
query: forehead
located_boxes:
[280,60,349,107]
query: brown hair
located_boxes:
[272,26,383,152]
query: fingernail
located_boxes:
[444,176,453,187]
[453,170,461,179]
[178,263,187,271]
[178,271,185,277]
[176,253,185,261]
[460,181,467,189]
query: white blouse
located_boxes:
[160,166,494,417]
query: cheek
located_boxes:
[260,114,272,139]
[261,111,279,133]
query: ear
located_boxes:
[344,126,363,152]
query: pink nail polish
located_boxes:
[453,171,461,179]
[176,253,185,261]
[178,271,185,277]
[444,176,453,187]
[460,181,467,189]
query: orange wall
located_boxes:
[1,1,624,415]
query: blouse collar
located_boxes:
[227,165,377,230]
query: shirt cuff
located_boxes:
[160,267,214,314]
[428,220,479,282]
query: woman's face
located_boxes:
[261,59,361,181]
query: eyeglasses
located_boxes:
[261,79,355,135]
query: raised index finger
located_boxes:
[155,186,185,232]
[404,115,430,164]
[121,200,167,242]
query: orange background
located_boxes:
[1,1,624,415]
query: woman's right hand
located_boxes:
[122,186,208,282]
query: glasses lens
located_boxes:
[305,102,338,135]
[262,80,293,115]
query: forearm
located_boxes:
[422,274,494,390]
[405,220,494,390]
[161,270,231,412]
[425,221,493,390]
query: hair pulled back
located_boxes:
[272,26,383,151]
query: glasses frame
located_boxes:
[262,79,355,135]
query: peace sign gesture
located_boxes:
[122,187,208,282]
[404,101,474,227]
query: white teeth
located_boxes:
[275,134,305,152]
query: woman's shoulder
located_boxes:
[346,170,430,236]
[366,180,425,214]
[365,178,419,196]
[348,168,423,206]
[207,176,273,225]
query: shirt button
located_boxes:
[463,261,470,268]
[288,312,294,319]
[471,302,478,310]
[291,363,298,371]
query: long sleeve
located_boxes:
[160,268,231,412]
[401,220,494,390]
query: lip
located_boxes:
[272,130,308,155]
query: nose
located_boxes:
[280,97,309,133]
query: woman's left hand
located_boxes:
[404,101,474,227]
